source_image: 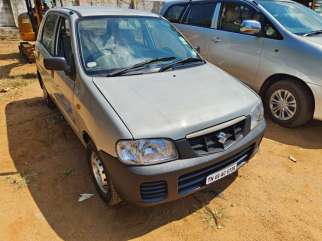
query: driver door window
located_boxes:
[52,16,78,131]
[41,14,59,55]
[219,2,281,39]
[56,17,76,79]
[220,2,261,34]
[57,17,73,66]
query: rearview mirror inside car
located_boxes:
[44,57,70,72]
[240,20,262,35]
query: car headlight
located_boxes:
[250,101,264,130]
[116,139,178,165]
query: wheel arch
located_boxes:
[82,131,95,148]
[259,73,315,110]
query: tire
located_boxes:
[87,141,121,206]
[43,86,56,109]
[264,79,314,128]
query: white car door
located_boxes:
[52,16,79,133]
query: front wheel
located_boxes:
[264,79,314,128]
[87,143,121,206]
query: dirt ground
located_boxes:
[0,41,322,241]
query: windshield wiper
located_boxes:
[303,30,322,37]
[106,57,176,77]
[159,57,205,72]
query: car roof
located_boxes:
[163,0,294,4]
[57,6,160,17]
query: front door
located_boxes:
[52,16,78,132]
[207,1,264,86]
[37,14,59,97]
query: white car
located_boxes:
[35,7,265,206]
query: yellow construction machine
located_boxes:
[17,0,57,62]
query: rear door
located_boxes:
[173,1,217,58]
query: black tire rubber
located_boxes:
[87,141,121,206]
[43,87,56,109]
[264,79,314,128]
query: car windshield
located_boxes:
[261,1,322,35]
[78,16,201,75]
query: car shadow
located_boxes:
[264,119,322,149]
[0,52,22,60]
[5,97,237,241]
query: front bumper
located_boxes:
[99,120,266,207]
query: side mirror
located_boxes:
[44,57,70,72]
[240,20,261,35]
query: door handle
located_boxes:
[211,37,222,43]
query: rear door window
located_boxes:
[164,4,187,23]
[183,2,216,28]
[41,14,59,55]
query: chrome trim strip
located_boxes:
[186,116,246,139]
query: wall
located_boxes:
[8,0,27,27]
[2,0,164,27]
[0,0,15,26]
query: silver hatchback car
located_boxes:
[36,7,265,206]
[161,0,322,127]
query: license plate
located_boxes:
[206,162,238,185]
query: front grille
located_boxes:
[187,118,248,156]
[178,145,254,195]
[140,181,167,203]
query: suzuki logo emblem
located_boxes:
[216,131,232,145]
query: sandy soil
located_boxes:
[0,41,322,241]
